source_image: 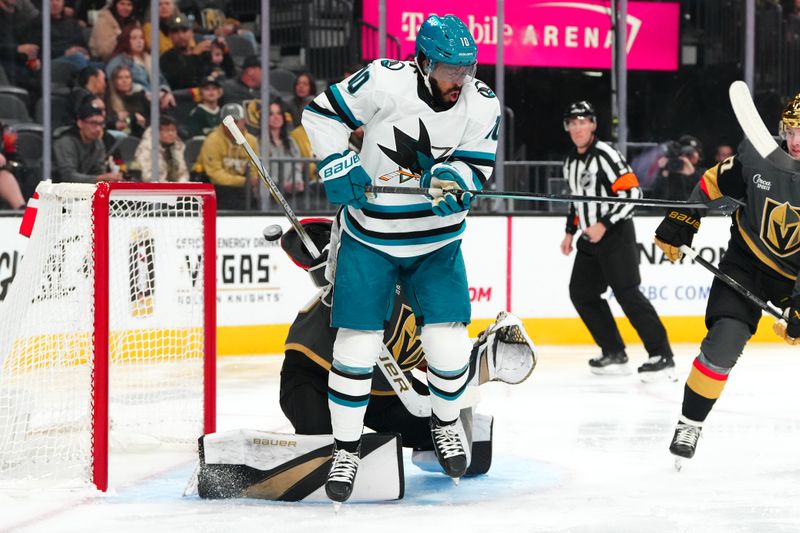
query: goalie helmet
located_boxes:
[780,92,800,137]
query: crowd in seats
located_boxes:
[0,0,339,211]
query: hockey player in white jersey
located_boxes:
[302,14,501,503]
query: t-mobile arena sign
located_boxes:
[362,1,679,71]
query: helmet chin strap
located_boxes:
[414,56,434,96]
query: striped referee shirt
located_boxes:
[563,138,642,234]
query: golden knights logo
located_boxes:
[384,303,423,371]
[760,198,800,257]
[129,227,155,317]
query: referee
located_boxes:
[559,101,674,379]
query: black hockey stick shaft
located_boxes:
[679,245,782,319]
[222,116,321,258]
[365,186,744,210]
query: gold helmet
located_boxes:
[781,92,800,135]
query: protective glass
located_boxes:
[430,62,477,83]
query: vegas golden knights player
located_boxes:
[655,92,800,464]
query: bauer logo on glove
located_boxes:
[318,150,373,208]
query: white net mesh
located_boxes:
[0,182,211,487]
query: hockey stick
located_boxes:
[222,116,321,257]
[222,116,431,415]
[729,80,800,171]
[679,245,782,319]
[365,185,744,211]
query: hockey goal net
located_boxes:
[0,182,216,491]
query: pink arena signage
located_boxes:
[362,1,679,71]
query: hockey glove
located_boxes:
[318,150,372,208]
[421,163,473,217]
[773,296,800,345]
[654,209,701,262]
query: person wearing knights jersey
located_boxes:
[560,100,674,379]
[655,92,800,465]
[301,14,501,503]
[277,219,536,480]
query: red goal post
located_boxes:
[0,182,216,491]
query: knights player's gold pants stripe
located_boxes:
[686,366,727,399]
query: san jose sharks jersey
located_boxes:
[302,59,501,258]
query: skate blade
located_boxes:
[590,364,631,376]
[332,501,342,514]
[639,369,678,383]
[451,477,461,486]
[673,456,685,472]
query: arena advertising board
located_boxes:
[361,0,679,70]
[0,214,758,350]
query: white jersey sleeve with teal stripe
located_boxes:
[302,63,379,158]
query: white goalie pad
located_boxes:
[412,411,493,477]
[476,311,537,385]
[193,430,403,502]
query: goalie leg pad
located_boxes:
[196,430,404,502]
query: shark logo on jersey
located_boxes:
[377,119,451,180]
[760,198,800,257]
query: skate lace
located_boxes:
[328,449,359,483]
[674,424,701,447]
[431,424,464,459]
[644,356,661,365]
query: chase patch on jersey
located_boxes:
[377,119,451,180]
[760,198,800,257]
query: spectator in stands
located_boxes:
[200,38,235,81]
[263,99,303,204]
[653,135,704,201]
[289,123,318,187]
[186,75,223,137]
[106,24,176,110]
[143,0,181,55]
[134,115,189,182]
[53,102,123,183]
[0,152,25,209]
[159,13,213,90]
[70,66,107,120]
[197,102,258,209]
[286,72,315,128]
[714,143,734,163]
[222,55,267,106]
[28,0,89,68]
[107,65,149,138]
[89,0,138,61]
[0,0,39,94]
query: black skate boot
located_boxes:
[431,414,468,480]
[637,355,677,383]
[669,420,702,471]
[588,351,630,375]
[325,442,360,504]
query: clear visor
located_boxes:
[430,62,477,84]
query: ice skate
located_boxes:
[637,355,677,383]
[669,420,702,471]
[588,351,631,375]
[325,444,360,504]
[431,414,468,480]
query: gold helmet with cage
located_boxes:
[780,92,800,137]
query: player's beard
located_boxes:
[431,81,461,109]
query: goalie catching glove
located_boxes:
[421,163,473,217]
[773,296,800,345]
[654,209,701,262]
[318,150,372,208]
[475,311,537,384]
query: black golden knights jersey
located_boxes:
[694,139,800,293]
[283,287,426,395]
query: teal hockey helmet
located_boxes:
[415,14,477,68]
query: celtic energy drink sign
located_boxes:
[362,0,679,71]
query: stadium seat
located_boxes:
[0,93,31,122]
[226,34,257,66]
[270,68,296,98]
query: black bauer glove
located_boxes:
[654,209,701,262]
[773,296,800,345]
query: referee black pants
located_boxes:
[569,219,673,358]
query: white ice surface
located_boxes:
[3,344,800,533]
